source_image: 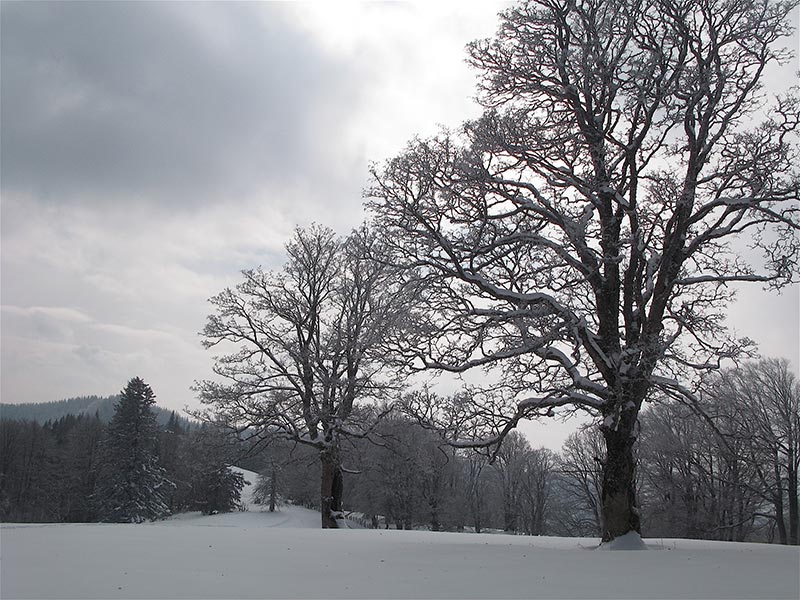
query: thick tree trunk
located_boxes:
[600,424,641,542]
[320,449,343,529]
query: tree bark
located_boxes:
[600,422,641,542]
[320,449,343,529]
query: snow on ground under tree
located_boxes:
[2,469,798,599]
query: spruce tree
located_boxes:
[185,424,245,515]
[94,377,173,523]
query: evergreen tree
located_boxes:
[192,462,245,515]
[93,377,174,523]
[184,425,245,515]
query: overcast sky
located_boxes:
[2,1,798,449]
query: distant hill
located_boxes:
[0,395,194,428]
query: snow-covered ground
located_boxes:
[2,469,798,599]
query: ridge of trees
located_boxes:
[0,378,241,523]
[0,395,193,429]
[2,362,796,545]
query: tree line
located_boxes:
[235,356,796,544]
[0,377,244,523]
[196,217,799,542]
[0,394,182,426]
[2,362,795,546]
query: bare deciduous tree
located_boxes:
[196,224,407,528]
[638,398,764,541]
[369,0,799,541]
[519,445,557,535]
[492,430,529,532]
[711,358,800,544]
[557,428,604,536]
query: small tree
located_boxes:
[191,463,245,515]
[251,438,305,512]
[369,0,799,541]
[197,224,408,527]
[180,425,246,515]
[254,468,281,512]
[94,378,173,523]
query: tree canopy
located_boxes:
[368,0,799,541]
[94,377,173,523]
[196,224,410,527]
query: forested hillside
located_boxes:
[0,395,191,428]
[0,380,236,523]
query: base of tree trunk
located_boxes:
[601,425,641,542]
[598,530,647,550]
[320,450,344,529]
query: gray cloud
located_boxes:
[1,1,362,208]
[1,1,796,441]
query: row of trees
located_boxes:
[0,378,244,523]
[344,423,561,536]
[232,358,796,544]
[639,359,799,544]
[2,361,794,545]
[197,0,799,541]
[0,411,105,522]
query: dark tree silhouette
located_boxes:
[197,225,409,527]
[369,0,799,541]
[94,377,173,523]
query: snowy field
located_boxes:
[2,470,798,599]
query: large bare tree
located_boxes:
[196,224,407,527]
[368,0,799,541]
